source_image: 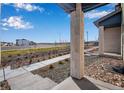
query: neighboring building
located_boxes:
[16,39,30,46]
[94,4,122,54]
[29,41,37,45]
[16,39,36,46]
[1,42,14,46]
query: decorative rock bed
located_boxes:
[32,56,124,88]
[32,59,70,83]
[0,80,11,90]
[85,57,124,88]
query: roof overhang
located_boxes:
[58,3,108,13]
[94,9,122,28]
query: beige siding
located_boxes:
[104,27,121,54]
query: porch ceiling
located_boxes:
[58,3,108,13]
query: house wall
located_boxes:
[104,27,121,54]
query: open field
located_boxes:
[1,45,70,68]
[1,44,67,51]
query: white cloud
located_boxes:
[1,16,33,30]
[85,10,112,19]
[14,3,44,12]
[2,27,8,31]
[67,14,70,18]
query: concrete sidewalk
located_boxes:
[0,54,70,82]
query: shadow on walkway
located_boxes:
[72,77,100,90]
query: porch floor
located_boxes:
[52,76,124,90]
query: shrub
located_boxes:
[8,55,12,57]
[49,64,54,69]
[58,54,62,56]
[25,56,28,59]
[17,54,21,56]
[37,59,40,62]
[29,59,32,64]
[65,59,69,62]
[59,61,64,65]
[17,58,20,61]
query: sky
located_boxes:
[0,3,116,43]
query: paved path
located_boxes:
[8,72,57,90]
[0,54,70,82]
[84,46,98,53]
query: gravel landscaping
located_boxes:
[0,80,11,90]
[32,59,70,83]
[32,55,124,88]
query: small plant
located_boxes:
[37,59,40,62]
[49,64,54,69]
[29,59,32,64]
[65,59,69,62]
[17,54,21,56]
[59,61,64,65]
[8,55,12,57]
[36,55,39,57]
[17,58,20,61]
[25,56,28,59]
[58,54,62,56]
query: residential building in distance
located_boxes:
[16,39,36,46]
[1,42,14,46]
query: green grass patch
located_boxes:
[1,46,69,57]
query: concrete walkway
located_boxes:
[84,46,98,53]
[0,54,70,82]
[8,72,57,90]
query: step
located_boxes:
[21,78,57,90]
[51,77,80,90]
[8,73,44,89]
[8,72,34,82]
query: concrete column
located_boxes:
[121,4,124,60]
[70,3,84,79]
[99,26,104,55]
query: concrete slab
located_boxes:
[23,63,46,71]
[22,77,57,90]
[85,76,124,90]
[8,73,44,90]
[42,54,70,66]
[52,77,81,90]
[103,53,122,58]
[0,54,70,82]
[52,76,124,90]
[23,54,70,71]
[0,67,27,82]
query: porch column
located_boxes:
[99,26,104,55]
[121,4,124,60]
[70,3,84,79]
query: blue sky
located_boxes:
[0,3,116,43]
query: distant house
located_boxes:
[94,4,122,55]
[16,39,36,46]
[16,39,30,46]
[1,42,14,46]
